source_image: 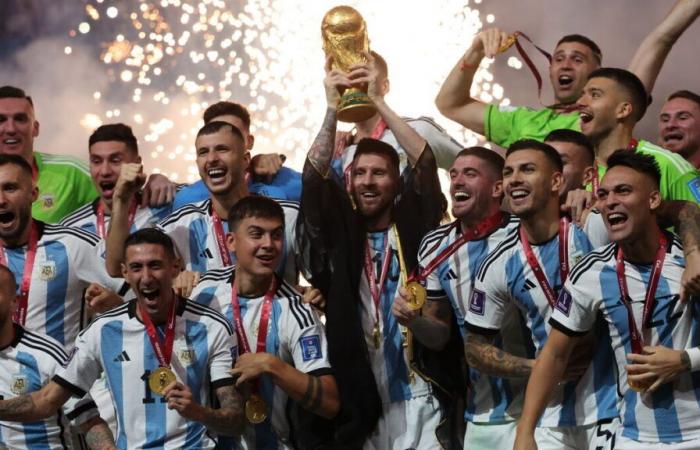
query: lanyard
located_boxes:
[139,297,177,367]
[211,209,233,266]
[96,200,137,239]
[364,227,394,328]
[615,234,667,354]
[231,275,277,355]
[408,212,504,283]
[519,217,570,308]
[0,222,39,325]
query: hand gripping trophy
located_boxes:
[321,5,376,122]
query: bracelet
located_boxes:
[684,347,700,371]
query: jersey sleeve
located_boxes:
[583,211,611,249]
[287,300,331,374]
[53,327,103,397]
[62,393,100,427]
[465,255,510,335]
[484,105,531,148]
[668,171,700,203]
[208,319,237,388]
[549,277,599,336]
[409,118,463,171]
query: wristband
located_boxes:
[685,347,700,371]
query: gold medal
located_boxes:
[245,393,268,424]
[404,281,426,310]
[372,324,380,349]
[628,378,652,393]
[498,34,516,53]
[149,367,176,396]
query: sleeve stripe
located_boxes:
[464,322,500,336]
[65,400,98,420]
[418,222,453,257]
[548,318,589,337]
[198,266,235,283]
[52,375,87,398]
[78,303,130,336]
[475,229,519,281]
[21,330,69,360]
[43,225,101,246]
[184,302,234,335]
[569,244,616,283]
[287,297,310,329]
[59,204,94,226]
[211,377,235,390]
[159,200,210,226]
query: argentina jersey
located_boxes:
[60,198,172,237]
[190,267,331,450]
[2,222,126,347]
[467,223,618,427]
[54,298,236,450]
[419,216,530,424]
[0,325,99,450]
[157,198,299,283]
[360,228,431,405]
[552,235,700,444]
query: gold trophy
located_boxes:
[321,6,376,123]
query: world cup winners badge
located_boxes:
[11,374,29,395]
[39,260,57,281]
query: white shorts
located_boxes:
[534,418,618,450]
[615,434,700,450]
[464,421,517,450]
[364,394,442,450]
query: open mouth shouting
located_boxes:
[0,210,18,233]
[605,211,628,231]
[579,109,594,132]
[661,131,684,147]
[99,181,117,198]
[558,74,574,89]
[205,166,228,187]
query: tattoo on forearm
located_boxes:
[300,376,323,413]
[675,202,700,252]
[206,386,244,436]
[84,420,116,450]
[466,333,532,379]
[307,108,338,177]
[0,394,36,421]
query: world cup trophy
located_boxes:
[321,6,376,123]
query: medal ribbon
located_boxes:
[408,212,504,283]
[139,297,177,368]
[96,200,138,239]
[0,222,39,325]
[519,217,570,308]
[231,274,277,355]
[211,209,233,266]
[343,118,388,193]
[501,32,552,106]
[364,226,394,329]
[615,234,667,354]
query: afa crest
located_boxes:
[39,260,57,281]
[40,193,55,210]
[179,347,195,364]
[11,374,28,395]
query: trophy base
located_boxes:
[338,88,376,123]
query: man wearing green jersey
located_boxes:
[436,0,700,148]
[0,86,177,223]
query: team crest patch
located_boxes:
[555,289,573,316]
[39,260,57,281]
[300,335,322,362]
[178,347,195,364]
[11,374,29,395]
[40,193,55,210]
[469,289,486,316]
[688,177,700,202]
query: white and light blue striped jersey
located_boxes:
[2,222,126,347]
[466,223,618,427]
[551,235,700,444]
[54,298,236,450]
[419,216,531,424]
[359,228,432,405]
[191,267,331,450]
[59,198,172,236]
[157,198,299,284]
[0,325,99,450]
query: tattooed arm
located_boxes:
[657,200,700,299]
[81,416,117,450]
[465,332,535,379]
[163,382,245,436]
[392,289,452,351]
[0,381,72,422]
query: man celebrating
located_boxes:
[514,151,700,450]
[60,123,173,236]
[105,121,300,284]
[658,90,700,167]
[465,140,618,449]
[190,195,339,449]
[0,229,245,449]
[418,147,525,449]
[0,154,125,346]
[0,264,114,450]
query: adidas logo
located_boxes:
[441,269,458,281]
[113,351,131,362]
[521,279,537,292]
[199,248,214,259]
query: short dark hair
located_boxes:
[203,102,251,130]
[228,195,284,231]
[506,139,563,172]
[606,150,661,188]
[371,51,389,79]
[0,264,17,294]
[667,90,700,109]
[587,68,648,122]
[124,228,176,260]
[89,123,138,154]
[196,120,244,141]
[352,138,400,175]
[0,86,33,108]
[454,146,504,177]
[556,34,602,65]
[545,129,595,165]
[0,154,33,178]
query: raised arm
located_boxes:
[0,381,72,422]
[435,28,512,135]
[465,331,535,379]
[628,0,700,95]
[105,163,146,276]
[513,328,578,450]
